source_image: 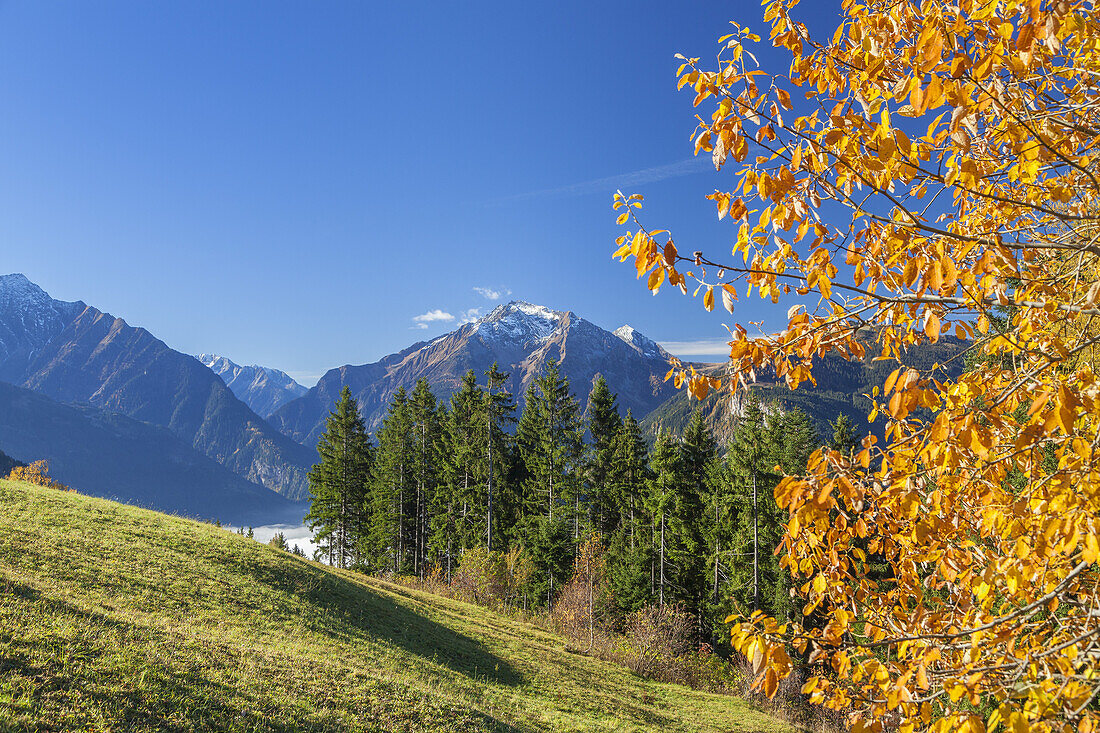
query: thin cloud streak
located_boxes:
[474,286,510,301]
[488,157,711,205]
[659,338,731,357]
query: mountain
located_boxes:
[0,273,85,382]
[271,301,682,445]
[640,335,970,446]
[197,353,307,417]
[0,381,301,524]
[0,274,316,501]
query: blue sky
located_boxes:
[0,1,843,385]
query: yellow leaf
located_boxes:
[704,287,715,311]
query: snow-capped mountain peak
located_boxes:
[197,353,307,418]
[0,273,85,372]
[613,324,665,360]
[473,300,567,346]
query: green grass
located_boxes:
[0,480,795,732]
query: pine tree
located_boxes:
[515,360,584,605]
[370,387,414,572]
[483,362,516,552]
[584,376,623,537]
[408,379,442,579]
[305,386,372,569]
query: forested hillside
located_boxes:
[305,361,827,642]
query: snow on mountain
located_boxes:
[0,274,85,381]
[613,325,667,360]
[270,300,682,445]
[473,301,563,346]
[197,354,307,418]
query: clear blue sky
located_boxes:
[0,1,843,385]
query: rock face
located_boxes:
[197,354,307,418]
[640,336,970,446]
[271,301,681,445]
[0,381,302,525]
[0,274,316,501]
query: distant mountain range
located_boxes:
[0,272,971,524]
[0,381,300,524]
[0,274,315,502]
[270,301,683,446]
[197,354,307,418]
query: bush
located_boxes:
[449,546,533,610]
[6,460,67,490]
[550,535,611,644]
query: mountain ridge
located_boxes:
[0,380,301,524]
[0,274,316,501]
[197,353,307,417]
[271,300,684,445]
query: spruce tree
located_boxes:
[726,396,783,616]
[408,379,442,579]
[435,370,483,576]
[829,413,860,455]
[605,410,653,618]
[305,386,372,569]
[483,362,516,551]
[370,387,414,572]
[515,360,584,605]
[584,376,623,537]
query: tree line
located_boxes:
[305,361,858,640]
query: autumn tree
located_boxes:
[613,1,1100,730]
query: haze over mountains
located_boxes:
[0,273,314,509]
[270,301,683,446]
[0,380,300,523]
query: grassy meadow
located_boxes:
[0,479,795,732]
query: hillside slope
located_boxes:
[0,481,793,733]
[0,381,302,525]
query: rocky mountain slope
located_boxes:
[0,381,301,524]
[0,274,315,501]
[271,301,681,445]
[197,353,307,417]
[641,335,971,445]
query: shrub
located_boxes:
[6,460,67,490]
[450,546,533,610]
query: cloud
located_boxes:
[473,287,510,301]
[411,309,455,329]
[489,157,710,204]
[460,308,481,324]
[659,338,731,358]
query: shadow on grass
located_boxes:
[1,576,524,733]
[220,554,525,688]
